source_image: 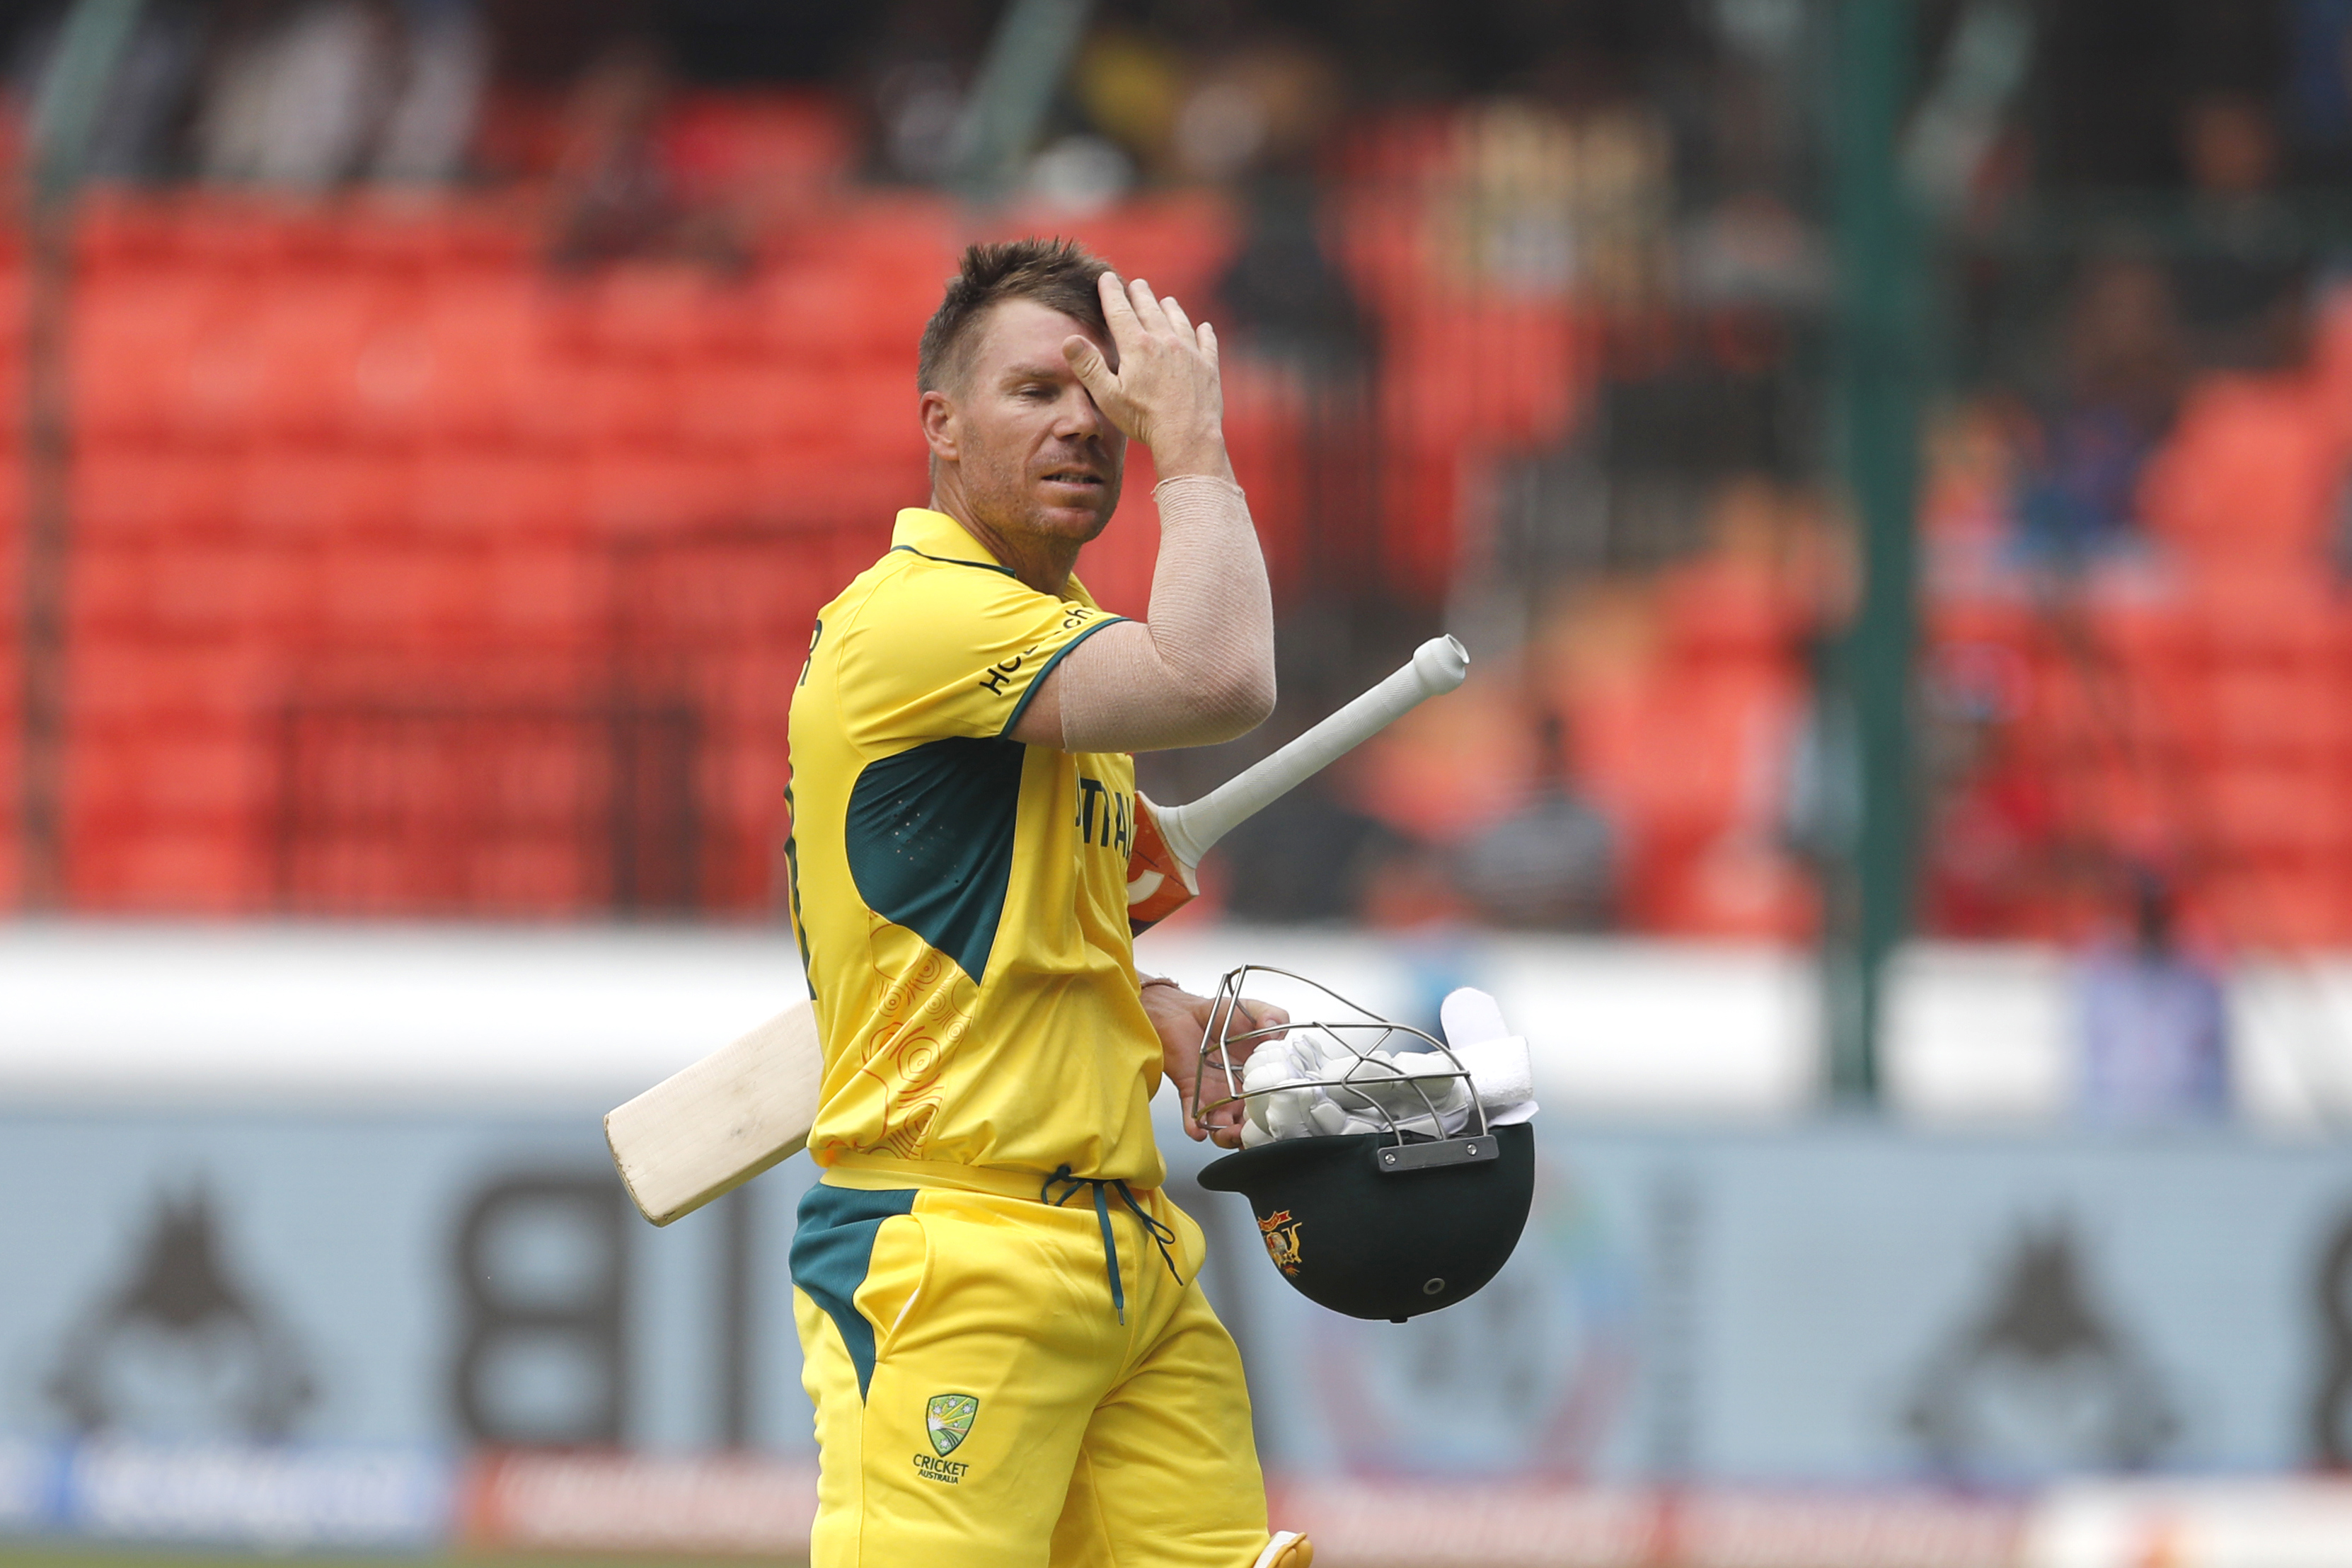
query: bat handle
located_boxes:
[1153,635,1468,867]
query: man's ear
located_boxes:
[920,388,958,462]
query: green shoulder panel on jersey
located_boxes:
[844,736,1025,985]
[999,613,1124,737]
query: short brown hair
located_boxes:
[917,237,1111,393]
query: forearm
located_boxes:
[1038,474,1276,752]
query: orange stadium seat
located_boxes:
[2195,761,2351,863]
[479,538,601,648]
[413,449,582,537]
[1570,667,1798,850]
[413,277,545,445]
[338,299,437,449]
[2186,570,2352,669]
[1659,556,1798,666]
[234,449,414,538]
[2139,373,2344,568]
[674,362,773,458]
[2202,863,2352,948]
[666,89,857,203]
[2198,666,2352,763]
[574,358,685,449]
[66,642,271,728]
[108,538,313,641]
[63,542,149,635]
[68,819,266,914]
[578,264,732,363]
[73,191,181,276]
[71,272,221,443]
[584,449,736,532]
[69,725,272,823]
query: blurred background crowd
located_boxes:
[4,0,2352,1090]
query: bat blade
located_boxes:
[1151,635,1468,868]
[606,998,822,1226]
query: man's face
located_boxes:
[926,298,1126,547]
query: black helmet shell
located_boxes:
[1197,1122,1535,1321]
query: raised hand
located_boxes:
[1061,272,1233,483]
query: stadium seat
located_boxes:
[1572,667,1799,848]
[480,538,601,649]
[2203,863,2352,949]
[2138,372,2343,569]
[67,818,267,914]
[235,449,413,538]
[1659,555,1797,666]
[665,89,857,203]
[414,277,545,446]
[575,359,685,449]
[584,450,733,532]
[71,273,220,443]
[66,643,270,727]
[673,362,773,459]
[2198,667,2352,764]
[2195,762,2350,862]
[2186,570,2351,669]
[1639,829,1816,938]
[413,449,582,538]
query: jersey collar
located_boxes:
[892,508,1010,572]
[888,506,1102,609]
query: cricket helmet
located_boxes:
[1190,967,1535,1322]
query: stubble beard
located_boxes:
[968,447,1122,553]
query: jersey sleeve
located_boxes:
[836,562,1126,751]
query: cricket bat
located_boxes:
[606,635,1470,1226]
[606,1002,822,1226]
[1126,634,1468,926]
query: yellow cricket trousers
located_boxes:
[790,1155,1272,1568]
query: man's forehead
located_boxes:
[970,297,1109,371]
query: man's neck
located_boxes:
[930,493,1078,598]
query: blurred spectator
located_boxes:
[2074,866,2232,1124]
[1218,778,1407,926]
[2172,92,2311,371]
[38,0,212,182]
[1025,132,1133,214]
[1680,190,1828,311]
[547,35,672,262]
[197,0,403,187]
[2012,255,2184,565]
[1918,647,2058,938]
[1071,26,1186,179]
[192,0,487,187]
[1455,713,1617,930]
[546,35,744,269]
[858,0,992,183]
[1170,34,1341,188]
[1356,835,1470,931]
[1920,398,2032,599]
[373,0,490,183]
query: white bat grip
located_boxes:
[1153,635,1468,867]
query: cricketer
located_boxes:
[782,236,1311,1567]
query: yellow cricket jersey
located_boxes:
[784,507,1168,1187]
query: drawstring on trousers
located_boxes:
[1042,1165,1181,1325]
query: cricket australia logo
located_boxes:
[926,1393,979,1457]
[1258,1209,1305,1276]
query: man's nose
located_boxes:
[1054,386,1107,439]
